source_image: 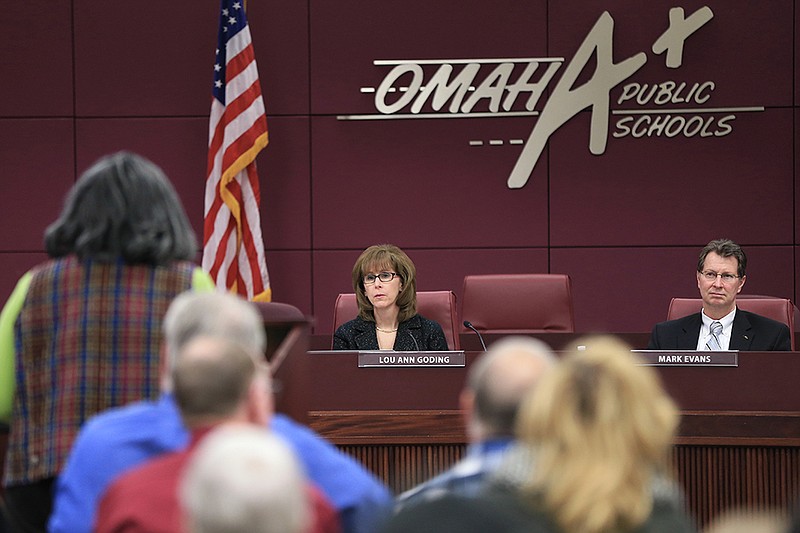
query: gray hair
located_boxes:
[181,424,310,533]
[697,238,747,278]
[468,336,556,437]
[162,291,266,381]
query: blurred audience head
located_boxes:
[462,335,555,442]
[45,151,197,265]
[162,291,266,391]
[515,335,679,533]
[351,243,418,322]
[181,424,310,533]
[172,335,272,430]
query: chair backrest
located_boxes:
[666,296,796,350]
[331,291,460,350]
[252,301,310,371]
[252,301,313,422]
[460,274,575,334]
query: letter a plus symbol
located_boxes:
[652,6,714,68]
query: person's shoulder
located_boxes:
[645,498,696,532]
[411,314,444,331]
[653,312,700,330]
[157,259,198,275]
[335,316,370,334]
[83,398,168,431]
[79,401,156,437]
[27,257,69,280]
[76,397,183,450]
[112,445,185,490]
[737,309,790,330]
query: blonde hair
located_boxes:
[516,336,679,533]
[351,244,417,322]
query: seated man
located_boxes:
[648,239,791,351]
[49,292,391,533]
[395,336,555,509]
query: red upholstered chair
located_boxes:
[460,274,575,334]
[331,291,461,350]
[666,296,796,350]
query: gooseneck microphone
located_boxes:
[407,331,420,351]
[463,320,487,352]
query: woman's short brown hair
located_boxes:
[351,244,417,322]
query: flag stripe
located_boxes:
[203,0,271,302]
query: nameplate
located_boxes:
[357,350,466,368]
[631,350,738,367]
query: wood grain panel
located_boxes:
[310,409,800,525]
[673,445,800,527]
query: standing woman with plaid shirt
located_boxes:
[0,152,214,532]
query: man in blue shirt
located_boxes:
[395,336,555,509]
[49,292,391,533]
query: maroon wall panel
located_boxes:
[0,253,50,313]
[0,1,72,117]
[796,5,800,106]
[266,250,313,317]
[73,1,307,117]
[0,119,75,250]
[311,116,548,249]
[550,1,792,107]
[796,246,800,307]
[75,117,209,240]
[259,117,312,250]
[553,246,795,334]
[549,109,793,246]
[3,0,800,339]
[73,1,216,117]
[796,110,800,245]
[309,1,549,114]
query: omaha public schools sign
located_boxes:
[338,6,762,189]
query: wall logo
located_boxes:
[338,7,763,189]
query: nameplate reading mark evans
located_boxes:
[631,350,738,367]
[358,350,466,368]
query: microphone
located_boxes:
[463,320,487,352]
[407,331,420,351]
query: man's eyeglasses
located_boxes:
[699,270,740,283]
[363,272,398,284]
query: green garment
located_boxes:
[0,267,215,422]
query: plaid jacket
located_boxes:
[4,256,197,485]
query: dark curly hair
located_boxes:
[44,151,197,265]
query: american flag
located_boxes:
[203,0,271,301]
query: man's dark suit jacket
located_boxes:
[647,309,792,351]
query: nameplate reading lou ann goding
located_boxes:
[358,351,466,368]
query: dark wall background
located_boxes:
[1,1,797,336]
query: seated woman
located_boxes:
[333,244,447,351]
[487,336,695,533]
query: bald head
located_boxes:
[173,335,272,429]
[464,336,555,441]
